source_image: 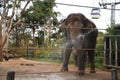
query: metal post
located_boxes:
[111,2,115,26]
[111,68,118,80]
[115,37,118,66]
[6,71,15,80]
[61,49,64,62]
[109,37,112,65]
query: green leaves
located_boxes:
[106,24,120,35]
[22,0,58,26]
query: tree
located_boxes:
[9,24,30,47]
[22,0,60,47]
[0,0,30,61]
[106,24,120,35]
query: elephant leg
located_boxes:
[61,42,72,72]
[88,50,96,73]
[77,50,86,75]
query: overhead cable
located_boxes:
[55,2,120,11]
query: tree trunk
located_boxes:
[43,24,46,46]
[0,23,3,61]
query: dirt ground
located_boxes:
[0,58,120,80]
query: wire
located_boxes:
[55,2,120,11]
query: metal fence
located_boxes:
[104,35,120,68]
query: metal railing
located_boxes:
[104,35,120,68]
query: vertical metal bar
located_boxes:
[61,49,64,62]
[104,37,107,66]
[115,37,118,66]
[109,37,112,65]
[111,2,115,25]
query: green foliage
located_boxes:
[28,57,62,63]
[22,0,58,25]
[37,31,44,46]
[21,0,60,47]
[95,31,105,68]
[95,51,104,68]
[96,32,104,51]
[38,48,50,57]
[106,24,120,35]
[26,47,63,63]
[9,25,31,47]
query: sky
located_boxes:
[54,0,120,32]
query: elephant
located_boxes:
[60,13,98,75]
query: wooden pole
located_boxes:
[6,71,15,80]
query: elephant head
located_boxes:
[60,13,97,40]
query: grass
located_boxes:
[26,57,104,68]
[26,57,62,63]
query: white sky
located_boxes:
[54,0,120,32]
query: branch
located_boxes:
[12,0,30,28]
[20,0,30,18]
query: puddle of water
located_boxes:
[15,73,65,80]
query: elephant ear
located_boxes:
[78,13,96,33]
[59,19,66,32]
[59,19,67,36]
[59,19,71,40]
[80,14,88,28]
[75,13,88,33]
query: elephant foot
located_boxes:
[61,67,68,72]
[78,70,85,75]
[90,70,96,73]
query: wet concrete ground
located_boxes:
[0,58,120,80]
[15,73,96,80]
[1,71,119,80]
[14,71,119,80]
